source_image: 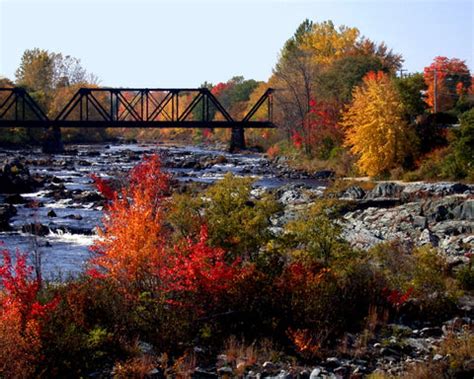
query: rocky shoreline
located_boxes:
[272,180,473,262]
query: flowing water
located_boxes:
[0,142,324,279]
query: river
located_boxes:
[0,142,324,279]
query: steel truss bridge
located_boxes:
[0,87,275,151]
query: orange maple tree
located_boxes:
[89,155,238,307]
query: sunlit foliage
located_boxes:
[341,71,416,176]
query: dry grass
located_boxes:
[113,355,158,378]
[439,328,474,371]
[367,328,474,379]
[170,351,197,379]
[219,337,283,375]
[340,305,390,359]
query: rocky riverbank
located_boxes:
[272,180,473,262]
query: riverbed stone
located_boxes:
[22,223,50,236]
[367,182,403,199]
[341,185,365,200]
[0,159,39,193]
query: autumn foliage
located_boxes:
[0,248,58,377]
[423,56,471,112]
[292,98,341,158]
[341,71,414,176]
[89,155,170,288]
[89,154,238,308]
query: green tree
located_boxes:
[270,19,403,152]
[317,55,384,104]
[272,20,319,143]
[0,77,14,87]
[15,48,97,111]
[15,48,56,109]
[354,38,403,73]
[192,81,214,122]
[168,174,280,260]
[394,73,427,121]
[449,108,474,177]
[212,76,260,119]
[203,173,280,259]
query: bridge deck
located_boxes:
[0,120,275,128]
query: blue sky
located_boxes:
[1,0,472,87]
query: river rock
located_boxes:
[453,199,474,220]
[419,229,439,246]
[0,203,17,231]
[314,170,335,180]
[325,357,341,368]
[65,214,83,220]
[367,182,403,199]
[72,191,103,203]
[309,368,321,378]
[413,216,428,229]
[217,366,233,375]
[5,193,28,204]
[0,159,38,193]
[342,183,474,258]
[51,176,64,184]
[22,223,50,236]
[341,185,366,200]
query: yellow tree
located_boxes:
[302,20,359,65]
[341,71,414,176]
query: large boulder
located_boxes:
[422,197,466,222]
[314,170,336,180]
[340,185,366,200]
[453,199,474,221]
[367,182,403,199]
[0,160,39,194]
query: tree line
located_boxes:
[1,19,473,179]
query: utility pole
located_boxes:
[433,69,438,113]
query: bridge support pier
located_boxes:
[230,127,245,152]
[42,126,64,154]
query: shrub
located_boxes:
[369,242,458,320]
[88,155,242,352]
[456,254,474,290]
[283,200,351,266]
[0,248,58,377]
[169,173,280,260]
[450,108,474,178]
[40,278,129,376]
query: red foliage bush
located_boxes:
[90,174,116,201]
[0,248,58,377]
[89,154,239,312]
